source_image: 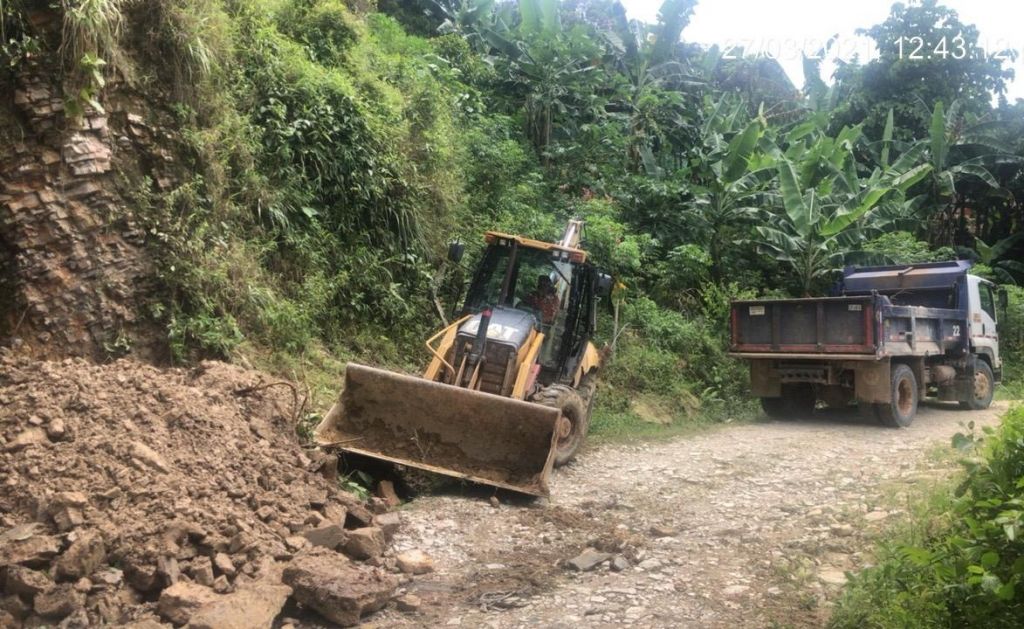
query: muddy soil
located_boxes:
[373,401,1008,628]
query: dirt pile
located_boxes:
[0,352,403,627]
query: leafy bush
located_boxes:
[109,1,477,367]
[831,406,1024,628]
[1001,286,1024,359]
[276,0,357,66]
[862,231,957,264]
[998,286,1024,398]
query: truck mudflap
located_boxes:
[314,363,560,496]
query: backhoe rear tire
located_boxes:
[533,384,589,467]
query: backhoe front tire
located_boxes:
[533,384,589,467]
[878,363,918,428]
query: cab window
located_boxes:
[980,283,996,321]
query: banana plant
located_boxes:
[451,0,605,158]
[974,234,1024,285]
[433,0,502,52]
[927,101,1005,195]
[601,0,698,173]
[757,123,932,294]
[683,98,771,282]
[919,100,1021,244]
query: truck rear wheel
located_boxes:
[959,361,994,411]
[761,384,815,419]
[761,397,786,418]
[784,383,816,417]
[878,364,918,428]
[533,384,589,467]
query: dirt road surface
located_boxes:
[373,401,1009,628]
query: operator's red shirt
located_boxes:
[526,292,559,324]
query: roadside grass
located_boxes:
[996,378,1023,401]
[997,361,1023,401]
[588,395,760,443]
[829,404,1024,628]
[240,336,424,442]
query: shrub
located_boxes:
[862,231,957,264]
[831,406,1024,628]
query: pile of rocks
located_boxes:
[0,353,429,627]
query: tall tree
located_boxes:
[830,0,1015,140]
[602,0,697,172]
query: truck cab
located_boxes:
[967,274,1001,381]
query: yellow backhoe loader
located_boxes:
[315,220,610,496]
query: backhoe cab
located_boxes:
[315,220,607,496]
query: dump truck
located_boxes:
[729,261,1006,426]
[315,220,610,496]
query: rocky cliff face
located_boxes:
[0,31,179,361]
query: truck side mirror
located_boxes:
[998,288,1009,313]
[447,241,465,264]
[596,272,613,297]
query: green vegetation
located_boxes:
[831,405,1024,628]
[999,286,1024,400]
[1,0,1021,421]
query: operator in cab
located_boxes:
[525,275,559,325]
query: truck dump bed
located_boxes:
[731,295,878,357]
[730,261,972,360]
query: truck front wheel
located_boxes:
[960,361,995,411]
[878,363,918,428]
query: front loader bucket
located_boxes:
[314,363,560,496]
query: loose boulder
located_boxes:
[395,549,434,575]
[4,565,53,598]
[302,524,347,550]
[342,527,385,561]
[566,548,611,572]
[54,529,106,580]
[372,513,401,542]
[0,523,60,568]
[282,551,399,626]
[34,583,85,620]
[184,582,291,629]
[157,581,219,625]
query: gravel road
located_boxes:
[374,401,1009,628]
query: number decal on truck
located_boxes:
[952,325,960,336]
[749,306,765,316]
[848,304,862,311]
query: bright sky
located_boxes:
[622,0,1024,102]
